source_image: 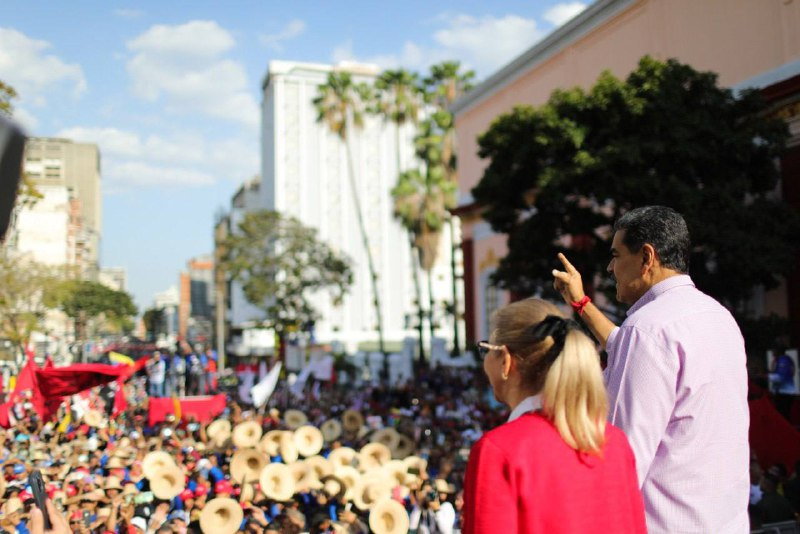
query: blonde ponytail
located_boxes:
[490,298,608,455]
[541,329,608,454]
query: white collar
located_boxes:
[508,395,541,423]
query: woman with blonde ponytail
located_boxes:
[462,298,645,534]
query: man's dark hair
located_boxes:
[614,206,690,273]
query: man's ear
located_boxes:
[641,244,657,271]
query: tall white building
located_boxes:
[99,267,127,292]
[259,60,461,352]
[11,137,102,278]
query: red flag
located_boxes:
[0,401,12,429]
[43,355,54,369]
[35,363,129,398]
[112,377,127,417]
[10,357,39,404]
[147,394,227,426]
[10,357,48,419]
[749,396,800,472]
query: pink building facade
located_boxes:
[453,0,800,344]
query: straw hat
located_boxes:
[1,498,24,516]
[382,460,408,488]
[84,410,104,428]
[353,473,393,511]
[287,461,313,492]
[359,443,391,471]
[320,474,346,500]
[293,426,323,457]
[207,419,232,446]
[230,449,267,485]
[278,431,298,463]
[149,464,185,500]
[369,499,409,534]
[232,421,262,449]
[332,465,361,502]
[259,463,295,502]
[200,498,244,534]
[391,433,415,459]
[142,451,177,480]
[103,476,124,492]
[328,447,357,469]
[283,410,307,430]
[304,456,334,482]
[402,456,428,483]
[341,410,364,432]
[434,479,456,494]
[370,428,401,452]
[259,430,285,457]
[239,482,256,503]
[320,419,342,442]
[106,457,127,469]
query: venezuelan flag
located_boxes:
[109,351,135,367]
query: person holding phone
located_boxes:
[462,298,646,533]
[29,498,71,534]
[552,206,749,533]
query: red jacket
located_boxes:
[463,412,646,534]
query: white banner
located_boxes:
[251,362,282,408]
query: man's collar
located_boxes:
[627,274,694,316]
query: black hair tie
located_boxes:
[530,315,579,363]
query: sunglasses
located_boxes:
[476,341,504,360]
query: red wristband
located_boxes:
[570,295,591,316]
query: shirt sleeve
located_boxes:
[605,326,678,486]
[463,436,517,534]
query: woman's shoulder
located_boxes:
[477,412,562,451]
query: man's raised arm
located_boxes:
[552,253,616,349]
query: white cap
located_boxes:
[131,517,147,532]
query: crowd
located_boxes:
[1,206,799,534]
[141,350,219,398]
[0,361,502,534]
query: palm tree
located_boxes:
[313,71,385,355]
[374,69,428,363]
[419,61,475,356]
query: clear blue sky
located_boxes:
[1,1,589,310]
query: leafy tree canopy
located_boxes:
[220,210,353,334]
[55,280,138,322]
[0,253,58,355]
[0,80,17,117]
[142,307,165,341]
[472,56,800,311]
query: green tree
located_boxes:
[472,57,800,323]
[0,80,42,218]
[142,307,165,342]
[412,62,475,354]
[0,252,58,361]
[314,71,386,354]
[0,80,17,117]
[219,210,353,349]
[55,280,138,357]
[374,69,428,362]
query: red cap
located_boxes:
[65,484,78,497]
[179,489,194,502]
[18,490,32,501]
[214,480,232,495]
[193,485,208,498]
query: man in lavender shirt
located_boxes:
[552,206,749,533]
